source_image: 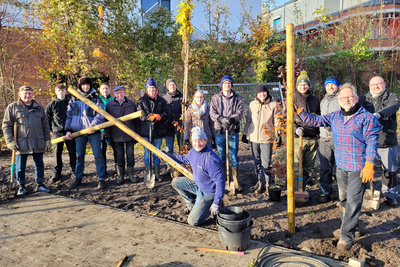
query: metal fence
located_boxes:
[196,82,284,130]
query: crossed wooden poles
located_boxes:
[52,87,193,180]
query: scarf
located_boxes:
[341,103,361,116]
[371,89,386,99]
[146,90,158,99]
[78,88,90,97]
[191,100,207,118]
[324,92,338,101]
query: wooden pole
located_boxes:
[67,87,193,180]
[51,111,144,144]
[286,23,295,233]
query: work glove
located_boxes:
[46,141,52,151]
[184,139,190,147]
[373,113,381,119]
[220,117,230,129]
[7,141,19,151]
[148,113,161,122]
[295,127,304,137]
[210,203,219,216]
[293,102,303,114]
[241,135,248,144]
[228,117,236,125]
[361,162,375,183]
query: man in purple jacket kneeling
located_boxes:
[170,127,225,226]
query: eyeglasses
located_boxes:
[369,82,383,87]
[338,96,355,101]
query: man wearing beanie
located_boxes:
[137,78,168,181]
[65,76,107,189]
[359,76,400,207]
[293,70,320,191]
[242,84,282,194]
[317,76,341,203]
[163,78,183,176]
[170,127,225,226]
[210,75,244,192]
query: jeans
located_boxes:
[114,141,135,168]
[143,137,163,166]
[215,133,239,167]
[336,167,367,244]
[172,176,215,226]
[75,132,106,180]
[165,133,181,154]
[250,142,273,174]
[318,138,336,195]
[16,153,44,185]
[52,139,76,175]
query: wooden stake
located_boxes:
[185,246,244,256]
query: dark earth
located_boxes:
[0,141,399,267]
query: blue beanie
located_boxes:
[146,78,157,89]
[324,76,340,88]
[220,75,233,87]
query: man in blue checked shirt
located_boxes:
[295,83,381,252]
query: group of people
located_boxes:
[2,73,399,248]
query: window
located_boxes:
[274,17,282,31]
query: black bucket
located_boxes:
[217,220,253,251]
[218,206,243,220]
[268,185,282,201]
[217,210,251,233]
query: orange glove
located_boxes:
[293,102,303,114]
[148,113,161,122]
[360,162,375,183]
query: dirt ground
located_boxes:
[0,143,399,267]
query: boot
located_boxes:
[251,170,265,195]
[232,166,243,192]
[116,166,125,185]
[144,166,150,186]
[155,165,162,182]
[264,171,272,188]
[127,167,138,183]
[51,171,61,183]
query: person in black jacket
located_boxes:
[137,78,168,181]
[359,76,400,206]
[106,85,138,185]
[293,71,320,190]
[45,84,76,182]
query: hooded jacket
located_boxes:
[293,89,320,139]
[45,96,70,138]
[2,100,51,154]
[359,90,400,147]
[319,93,341,139]
[136,93,168,139]
[163,89,183,136]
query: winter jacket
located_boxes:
[163,90,183,136]
[299,106,381,171]
[319,93,341,139]
[99,94,114,133]
[2,100,51,154]
[293,89,320,139]
[210,90,244,134]
[65,89,105,133]
[105,97,137,143]
[170,145,225,206]
[184,100,214,147]
[136,93,168,139]
[243,96,280,144]
[45,97,70,138]
[359,90,400,148]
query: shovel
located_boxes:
[226,130,235,195]
[362,180,380,210]
[144,121,156,189]
[6,123,17,199]
[295,136,309,203]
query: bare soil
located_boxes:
[0,144,399,267]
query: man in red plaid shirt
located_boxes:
[296,83,382,251]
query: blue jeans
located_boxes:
[143,137,163,166]
[16,153,44,185]
[172,176,215,226]
[215,133,239,167]
[165,134,181,154]
[336,167,367,244]
[75,133,106,180]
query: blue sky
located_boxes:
[274,0,291,8]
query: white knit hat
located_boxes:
[191,127,207,141]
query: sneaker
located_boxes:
[68,179,81,189]
[97,180,106,189]
[17,186,27,196]
[386,198,398,206]
[337,239,353,251]
[36,184,50,193]
[317,194,329,203]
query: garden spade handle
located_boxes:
[7,123,17,199]
[298,135,304,192]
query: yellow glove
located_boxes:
[46,141,52,150]
[360,162,374,183]
[7,141,19,151]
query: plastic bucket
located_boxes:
[218,206,244,220]
[268,186,282,202]
[217,220,253,251]
[217,210,251,233]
